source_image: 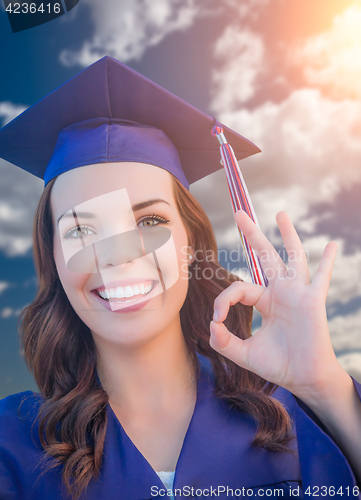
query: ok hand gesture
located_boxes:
[210,210,340,402]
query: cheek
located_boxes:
[168,226,190,289]
[53,237,89,298]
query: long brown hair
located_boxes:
[19,174,293,499]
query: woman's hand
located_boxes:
[210,209,342,403]
[210,209,361,482]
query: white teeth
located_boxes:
[97,281,154,300]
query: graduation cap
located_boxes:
[0,56,260,190]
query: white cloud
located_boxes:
[0,158,43,257]
[1,307,13,319]
[325,244,361,306]
[211,27,265,113]
[0,282,10,295]
[337,352,361,383]
[193,88,361,258]
[209,16,361,201]
[221,0,269,20]
[1,306,23,319]
[0,101,44,257]
[292,3,361,100]
[329,310,361,353]
[217,89,361,193]
[210,22,361,220]
[58,0,272,67]
[60,0,200,67]
[0,102,27,126]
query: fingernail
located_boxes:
[210,321,221,350]
[213,310,220,322]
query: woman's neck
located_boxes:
[94,315,196,413]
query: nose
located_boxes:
[95,229,145,269]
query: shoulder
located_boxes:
[0,390,44,420]
[0,392,63,499]
[0,391,44,450]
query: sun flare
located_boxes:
[294,1,361,99]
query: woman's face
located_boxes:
[51,162,191,348]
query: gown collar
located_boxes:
[90,355,300,500]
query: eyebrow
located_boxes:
[57,198,170,225]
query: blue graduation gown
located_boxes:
[0,357,360,500]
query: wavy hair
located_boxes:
[19,175,293,499]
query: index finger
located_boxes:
[234,210,286,276]
[213,280,266,323]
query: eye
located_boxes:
[137,214,170,227]
[63,225,96,239]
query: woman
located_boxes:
[0,56,360,500]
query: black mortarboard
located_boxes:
[0,56,260,190]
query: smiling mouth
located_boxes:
[93,280,157,304]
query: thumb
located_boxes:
[210,320,250,370]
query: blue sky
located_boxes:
[1,0,361,398]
